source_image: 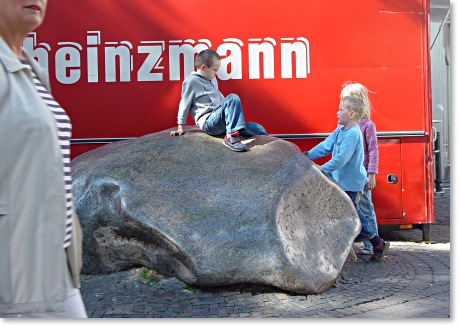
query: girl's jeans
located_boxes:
[203,94,268,137]
[345,191,377,241]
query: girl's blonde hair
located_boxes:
[340,82,373,118]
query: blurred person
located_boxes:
[0,0,87,318]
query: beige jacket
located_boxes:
[0,36,83,315]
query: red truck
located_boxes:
[30,0,435,240]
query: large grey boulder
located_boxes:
[71,127,361,294]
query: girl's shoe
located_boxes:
[371,239,390,261]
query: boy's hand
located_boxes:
[170,125,185,136]
[311,162,324,173]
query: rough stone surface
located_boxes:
[71,127,361,294]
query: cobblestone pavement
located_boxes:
[80,171,451,319]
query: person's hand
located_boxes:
[312,162,323,173]
[170,125,185,136]
[366,173,376,190]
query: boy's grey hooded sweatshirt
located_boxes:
[177,72,224,129]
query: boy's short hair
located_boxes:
[340,82,373,118]
[195,49,221,69]
[341,95,365,120]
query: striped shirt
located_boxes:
[22,60,73,248]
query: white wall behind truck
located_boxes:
[430,0,450,189]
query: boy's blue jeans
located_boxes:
[345,191,377,241]
[358,186,379,248]
[203,93,268,137]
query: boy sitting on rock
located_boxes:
[170,49,267,152]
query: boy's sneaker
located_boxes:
[371,239,390,261]
[361,248,373,255]
[223,132,247,152]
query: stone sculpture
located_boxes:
[71,127,361,294]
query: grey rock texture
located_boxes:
[71,127,361,294]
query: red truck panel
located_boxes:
[30,0,434,232]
